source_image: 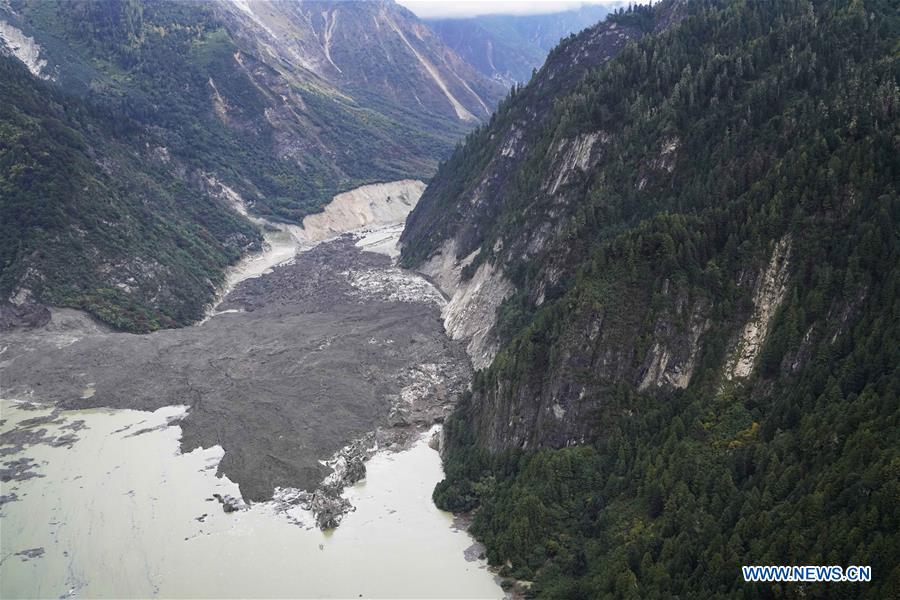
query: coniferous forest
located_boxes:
[405,1,900,597]
[2,0,898,598]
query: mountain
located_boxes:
[426,4,614,86]
[401,1,899,596]
[0,0,503,331]
[215,0,501,129]
[0,53,262,332]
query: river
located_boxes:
[0,400,501,598]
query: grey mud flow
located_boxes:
[0,234,503,598]
[0,237,469,501]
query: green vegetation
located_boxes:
[28,0,411,221]
[423,0,900,597]
[0,54,260,331]
[1,0,478,329]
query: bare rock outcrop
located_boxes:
[723,236,792,381]
[417,239,513,370]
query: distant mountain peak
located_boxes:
[426,4,613,86]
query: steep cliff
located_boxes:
[402,1,900,596]
[401,5,657,370]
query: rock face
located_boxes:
[400,9,654,375]
[0,19,50,79]
[545,131,610,195]
[397,1,828,455]
[464,278,717,453]
[723,236,792,381]
[400,12,650,270]
[416,240,513,370]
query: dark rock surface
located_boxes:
[0,302,51,331]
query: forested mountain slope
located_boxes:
[0,53,260,331]
[426,4,612,86]
[0,0,502,331]
[400,0,899,596]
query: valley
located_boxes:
[0,0,504,331]
[1,1,897,598]
[0,181,504,598]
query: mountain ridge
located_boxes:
[426,4,614,86]
[0,0,503,331]
[401,0,900,595]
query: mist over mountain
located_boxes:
[426,4,613,86]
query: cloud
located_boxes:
[396,0,620,20]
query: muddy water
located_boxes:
[0,400,501,598]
